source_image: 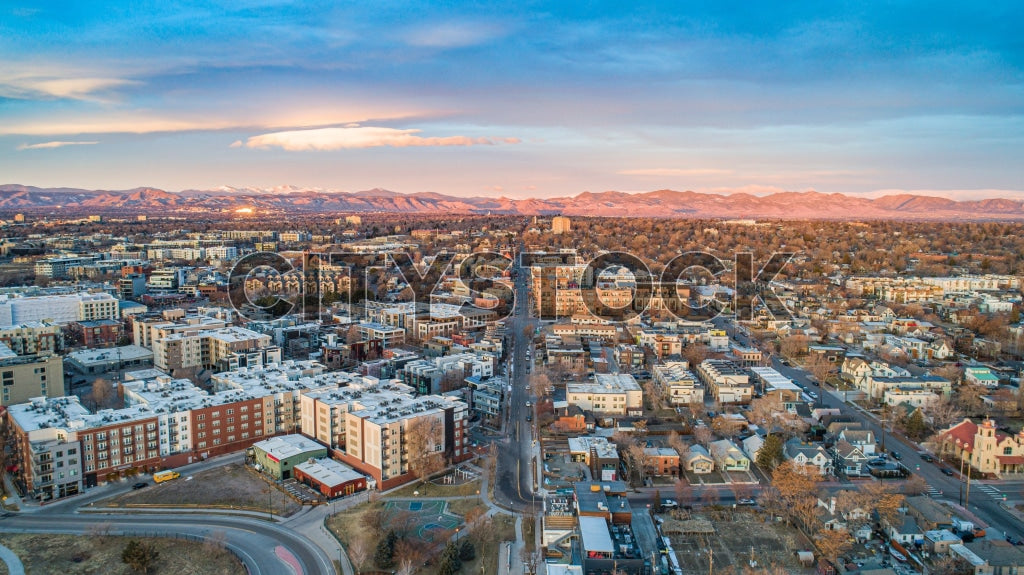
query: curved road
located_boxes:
[2,512,335,575]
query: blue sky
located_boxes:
[2,1,1023,199]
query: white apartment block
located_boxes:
[566,373,643,415]
[0,292,119,326]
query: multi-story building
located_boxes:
[325,387,470,490]
[6,396,161,499]
[0,322,62,355]
[0,350,64,406]
[402,352,495,395]
[697,359,754,404]
[551,215,571,234]
[33,256,99,279]
[153,326,273,377]
[0,292,119,325]
[652,361,703,406]
[566,373,643,416]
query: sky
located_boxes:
[2,1,1023,200]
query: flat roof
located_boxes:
[578,516,615,553]
[253,434,326,461]
[66,345,153,365]
[294,458,365,486]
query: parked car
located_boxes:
[737,498,757,506]
[890,451,902,460]
[132,482,149,490]
[920,454,933,462]
[661,499,679,509]
[942,468,956,476]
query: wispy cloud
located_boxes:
[619,168,733,176]
[17,140,99,150]
[404,21,507,48]
[0,74,137,102]
[241,126,520,151]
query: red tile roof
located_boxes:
[941,419,979,452]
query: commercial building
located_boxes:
[566,373,643,416]
[293,458,369,498]
[251,434,328,480]
[65,345,154,376]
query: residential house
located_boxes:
[685,445,714,474]
[643,447,680,477]
[784,439,833,476]
[708,439,750,472]
[833,440,872,477]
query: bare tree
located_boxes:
[89,377,115,410]
[393,539,423,575]
[693,425,713,447]
[806,353,835,385]
[404,415,446,484]
[928,396,965,430]
[683,344,711,369]
[346,535,371,575]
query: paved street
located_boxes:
[493,255,542,512]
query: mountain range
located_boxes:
[2,184,1023,220]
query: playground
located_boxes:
[383,499,463,541]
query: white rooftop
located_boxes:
[293,458,365,486]
[253,434,326,460]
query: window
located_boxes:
[1005,447,1013,455]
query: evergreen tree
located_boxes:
[756,434,785,472]
[458,539,476,561]
[374,530,397,569]
[904,408,928,441]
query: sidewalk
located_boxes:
[0,542,25,575]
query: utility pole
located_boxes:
[708,545,713,575]
[964,464,972,509]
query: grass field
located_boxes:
[0,533,245,575]
[102,463,301,517]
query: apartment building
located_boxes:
[0,322,62,355]
[153,326,273,377]
[335,391,470,490]
[0,292,119,325]
[697,359,754,404]
[652,361,703,405]
[0,350,63,406]
[6,396,161,499]
[131,310,229,349]
[402,352,495,395]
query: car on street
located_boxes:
[920,454,933,462]
[132,482,149,490]
[890,451,902,460]
[737,498,757,506]
[661,499,679,509]
[942,468,956,476]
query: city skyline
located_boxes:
[2,2,1023,200]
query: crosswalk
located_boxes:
[926,486,943,498]
[974,483,1002,498]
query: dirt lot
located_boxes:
[0,533,244,575]
[102,463,301,517]
[665,508,816,574]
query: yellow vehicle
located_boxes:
[153,470,180,483]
